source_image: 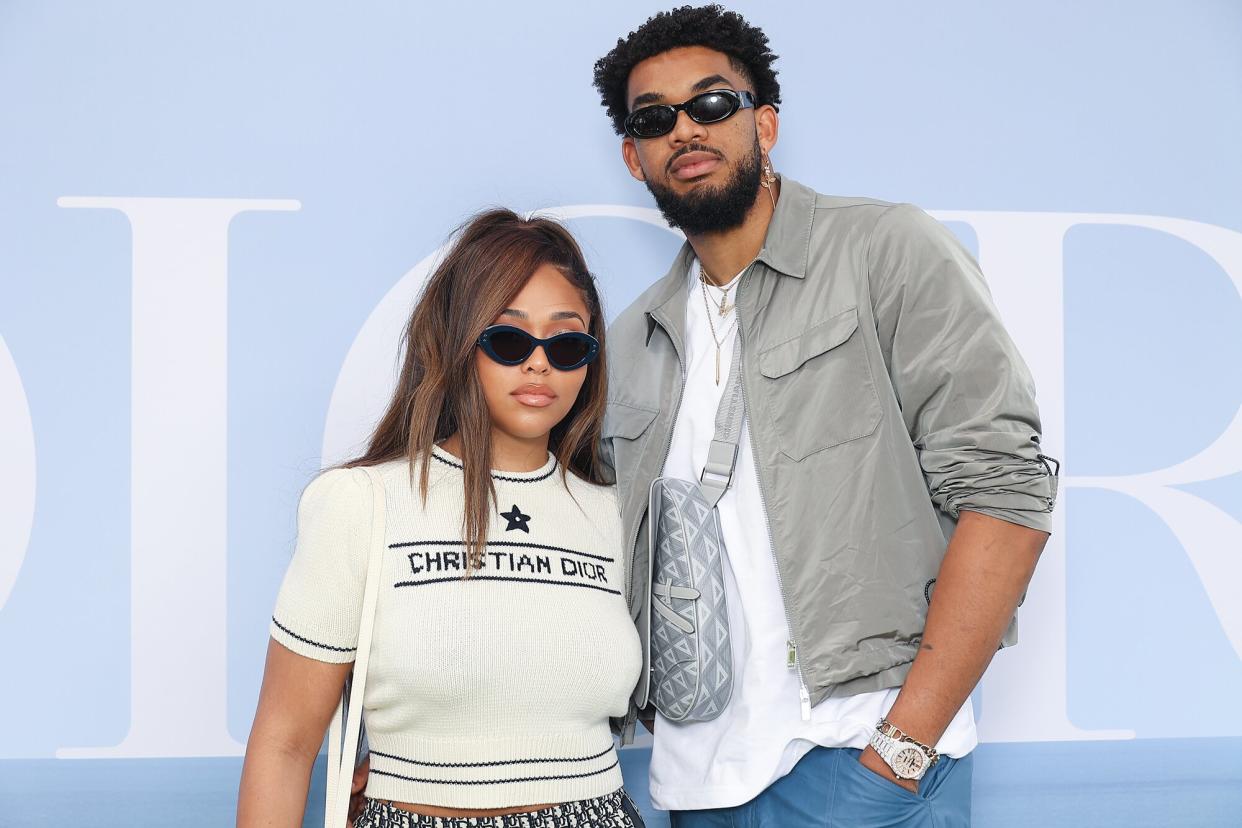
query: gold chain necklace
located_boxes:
[699,266,735,316]
[700,273,737,385]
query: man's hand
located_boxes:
[348,753,369,825]
[858,745,918,794]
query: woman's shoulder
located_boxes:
[302,465,369,507]
[562,470,621,510]
[300,459,405,516]
[367,457,416,484]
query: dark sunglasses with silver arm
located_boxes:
[624,89,757,139]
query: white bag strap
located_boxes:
[324,466,387,827]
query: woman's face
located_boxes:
[475,263,593,448]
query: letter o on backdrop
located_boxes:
[0,336,36,611]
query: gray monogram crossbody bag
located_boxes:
[647,336,744,722]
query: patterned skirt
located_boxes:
[354,788,645,828]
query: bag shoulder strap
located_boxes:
[324,465,387,827]
[699,330,746,508]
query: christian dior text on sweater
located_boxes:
[270,445,643,809]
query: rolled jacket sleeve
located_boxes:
[867,204,1058,533]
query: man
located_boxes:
[594,5,1058,826]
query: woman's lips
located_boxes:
[511,384,557,407]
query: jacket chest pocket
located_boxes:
[756,306,883,460]
[602,402,660,501]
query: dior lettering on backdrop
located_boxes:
[52,198,301,758]
[0,335,36,614]
[10,196,1237,758]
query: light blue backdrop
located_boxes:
[2,1,1241,826]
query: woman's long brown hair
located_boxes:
[345,208,608,568]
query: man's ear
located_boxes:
[756,105,780,155]
[621,137,647,183]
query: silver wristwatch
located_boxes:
[868,719,939,781]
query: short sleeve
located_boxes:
[269,467,373,663]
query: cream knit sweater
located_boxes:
[270,445,642,809]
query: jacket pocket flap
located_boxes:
[759,307,860,379]
[603,403,659,440]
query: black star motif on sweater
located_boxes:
[500,504,531,533]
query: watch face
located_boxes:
[892,746,926,779]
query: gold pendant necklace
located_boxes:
[700,278,737,385]
[700,267,734,316]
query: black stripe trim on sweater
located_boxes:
[392,575,621,595]
[369,758,619,786]
[432,451,557,483]
[389,539,613,563]
[369,744,613,768]
[271,617,356,653]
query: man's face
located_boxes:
[621,45,778,236]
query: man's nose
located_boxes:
[668,109,707,145]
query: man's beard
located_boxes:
[645,141,763,236]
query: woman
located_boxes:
[237,209,644,827]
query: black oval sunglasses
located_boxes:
[624,89,757,139]
[476,325,600,371]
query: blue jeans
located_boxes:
[669,747,972,828]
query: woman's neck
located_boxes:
[439,431,551,473]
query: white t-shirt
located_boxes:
[647,260,977,811]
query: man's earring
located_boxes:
[760,151,778,209]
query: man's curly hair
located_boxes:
[593,5,781,137]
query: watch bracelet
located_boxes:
[875,718,940,766]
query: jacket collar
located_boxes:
[645,171,819,301]
[754,174,813,280]
[643,243,694,347]
[642,174,814,344]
